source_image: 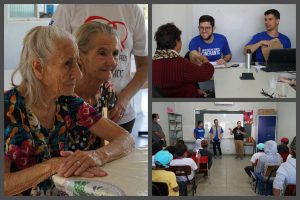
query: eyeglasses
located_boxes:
[261,89,274,98]
[199,26,212,31]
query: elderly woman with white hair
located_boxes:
[254,140,282,195]
[4,26,134,196]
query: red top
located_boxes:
[152,57,214,97]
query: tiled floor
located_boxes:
[193,155,258,196]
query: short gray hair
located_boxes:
[11,26,78,107]
[75,21,119,55]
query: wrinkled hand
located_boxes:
[109,93,129,123]
[57,151,107,178]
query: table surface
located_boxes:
[214,63,296,98]
[52,146,148,196]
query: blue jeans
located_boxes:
[255,172,273,196]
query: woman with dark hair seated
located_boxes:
[152,23,214,98]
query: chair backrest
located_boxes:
[264,165,279,177]
[279,152,290,162]
[152,182,169,196]
[263,165,279,182]
[284,184,296,196]
[168,165,192,176]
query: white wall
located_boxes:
[152,4,296,62]
[4,4,50,70]
[276,102,296,144]
[152,4,193,57]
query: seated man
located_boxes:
[244,143,265,178]
[199,139,213,170]
[189,15,232,65]
[277,137,290,162]
[170,144,198,196]
[152,150,179,196]
[273,136,296,196]
[244,9,291,63]
[254,140,282,195]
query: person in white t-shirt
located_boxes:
[273,136,296,196]
[244,143,265,177]
[50,4,148,132]
[170,144,198,196]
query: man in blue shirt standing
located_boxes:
[194,121,205,140]
[189,15,232,65]
[209,119,223,159]
[244,9,291,63]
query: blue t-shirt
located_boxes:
[189,33,231,61]
[246,31,291,63]
[209,126,224,141]
[194,127,205,139]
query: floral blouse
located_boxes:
[67,81,117,151]
[4,87,101,195]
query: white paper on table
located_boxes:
[209,62,227,69]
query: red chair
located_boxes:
[279,152,289,162]
[284,184,296,196]
[198,156,210,177]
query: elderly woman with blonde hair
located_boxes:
[4,25,134,196]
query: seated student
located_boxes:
[254,140,283,195]
[277,137,290,162]
[193,139,203,154]
[199,139,213,170]
[273,136,296,196]
[244,9,291,63]
[244,143,265,178]
[170,144,198,196]
[165,145,177,158]
[189,15,232,65]
[152,23,214,98]
[152,141,163,167]
[152,150,179,196]
[176,140,185,145]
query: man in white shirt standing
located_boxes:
[50,4,148,132]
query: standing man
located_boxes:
[50,4,148,132]
[229,121,247,160]
[209,119,223,158]
[189,15,232,65]
[152,114,166,146]
[244,9,291,63]
[193,121,205,140]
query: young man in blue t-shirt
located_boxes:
[244,9,291,63]
[189,15,232,65]
[194,121,205,140]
